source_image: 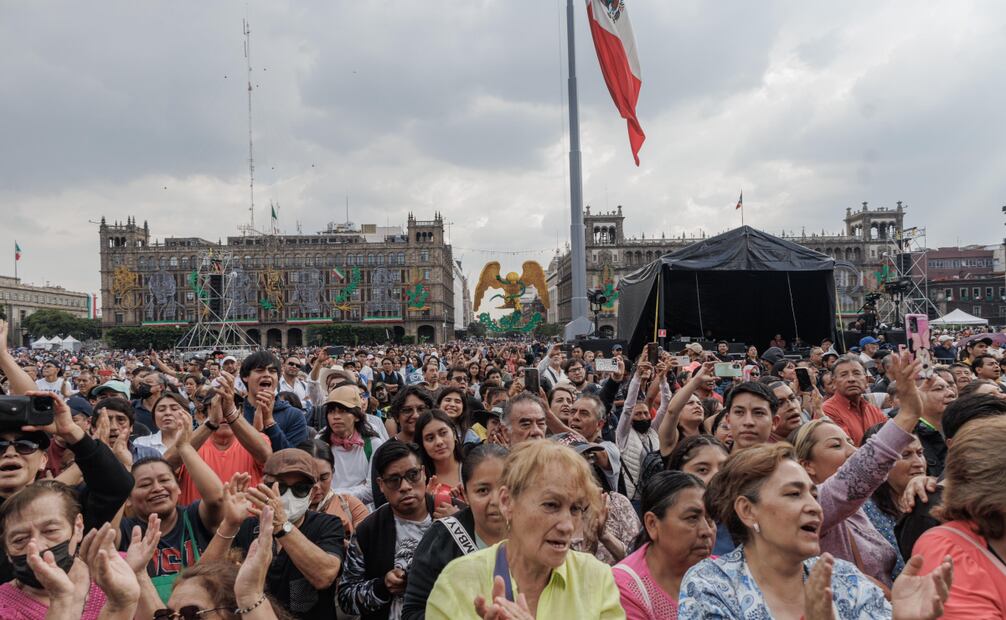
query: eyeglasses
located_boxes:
[153,606,230,620]
[0,439,41,456]
[379,467,424,490]
[286,362,300,367]
[275,481,314,498]
[398,406,425,415]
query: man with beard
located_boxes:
[279,356,311,405]
[339,442,434,620]
[822,355,887,446]
[563,359,599,396]
[239,352,308,452]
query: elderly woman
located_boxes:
[914,416,1006,617]
[614,472,713,620]
[678,443,953,619]
[426,441,624,619]
[788,351,930,589]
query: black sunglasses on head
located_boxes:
[153,606,230,620]
[0,439,41,456]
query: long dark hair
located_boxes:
[414,409,463,477]
[631,471,706,551]
[323,401,378,443]
[667,435,729,472]
[436,385,471,436]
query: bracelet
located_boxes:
[204,420,220,431]
[235,593,266,615]
[224,410,240,425]
[262,421,276,431]
[216,528,238,540]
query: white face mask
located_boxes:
[280,489,312,523]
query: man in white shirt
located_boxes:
[279,356,311,405]
[35,360,69,396]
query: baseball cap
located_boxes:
[324,385,363,411]
[264,448,318,483]
[611,344,623,352]
[92,380,131,399]
[222,355,237,364]
[938,335,953,343]
[550,431,603,454]
[971,336,994,346]
[858,336,880,348]
[685,343,703,355]
[66,395,93,419]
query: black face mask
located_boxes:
[9,539,74,589]
[135,384,152,399]
[631,419,652,434]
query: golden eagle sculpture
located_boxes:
[473,261,550,313]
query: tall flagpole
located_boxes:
[13,242,17,281]
[564,0,593,341]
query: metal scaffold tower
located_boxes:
[175,250,258,353]
[875,226,940,327]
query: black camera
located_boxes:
[0,395,56,429]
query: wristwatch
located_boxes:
[274,521,294,539]
[204,420,220,431]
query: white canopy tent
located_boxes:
[930,308,989,326]
[60,335,82,353]
[30,337,53,350]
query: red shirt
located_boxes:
[822,391,887,446]
[178,435,267,504]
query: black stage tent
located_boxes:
[617,226,836,357]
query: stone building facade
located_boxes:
[547,202,911,337]
[0,276,91,346]
[98,214,455,346]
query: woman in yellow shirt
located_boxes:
[426,440,625,620]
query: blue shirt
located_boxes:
[679,545,890,619]
[242,396,308,451]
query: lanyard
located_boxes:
[493,544,515,602]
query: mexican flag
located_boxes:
[14,242,21,261]
[586,0,645,165]
[333,267,346,281]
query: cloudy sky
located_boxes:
[3,1,1006,297]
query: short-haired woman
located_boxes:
[914,415,1006,617]
[426,441,623,619]
[614,471,713,620]
[678,443,953,619]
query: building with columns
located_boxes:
[98,214,455,346]
[547,202,911,337]
[0,276,91,346]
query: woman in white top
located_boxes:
[316,384,384,507]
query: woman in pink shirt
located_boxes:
[914,416,1006,618]
[613,471,714,620]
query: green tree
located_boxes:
[306,324,398,347]
[22,310,101,340]
[534,322,563,339]
[465,321,487,339]
[104,326,184,350]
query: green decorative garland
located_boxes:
[187,270,209,302]
[478,310,543,334]
[406,282,429,309]
[333,267,363,305]
[601,281,619,310]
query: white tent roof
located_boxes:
[61,335,80,343]
[931,308,989,326]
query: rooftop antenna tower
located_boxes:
[238,18,258,236]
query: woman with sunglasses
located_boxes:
[161,507,285,620]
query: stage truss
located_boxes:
[875,226,940,327]
[175,250,258,354]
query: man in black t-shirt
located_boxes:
[232,449,345,620]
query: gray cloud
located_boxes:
[3,1,1006,297]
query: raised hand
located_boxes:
[235,506,274,611]
[246,482,287,527]
[22,390,84,445]
[80,523,141,610]
[220,473,253,528]
[804,553,836,620]
[891,555,953,620]
[124,513,162,575]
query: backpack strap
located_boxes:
[613,563,653,616]
[932,525,1006,577]
[363,436,373,461]
[440,516,478,555]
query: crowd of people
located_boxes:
[2,314,1006,619]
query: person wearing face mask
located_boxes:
[616,360,670,507]
[131,372,166,433]
[211,448,345,620]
